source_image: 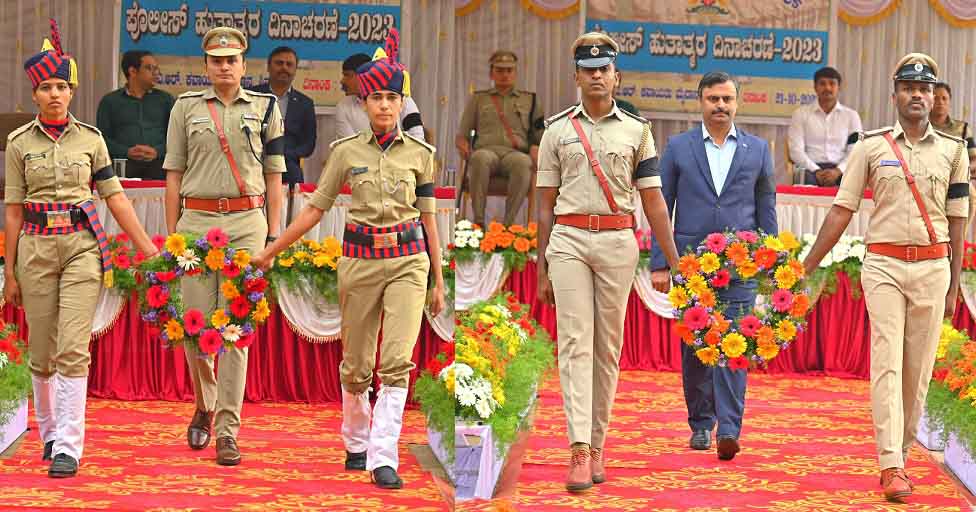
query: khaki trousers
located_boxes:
[337,252,429,394]
[546,224,638,448]
[468,145,532,226]
[177,208,267,439]
[17,230,101,378]
[861,252,950,469]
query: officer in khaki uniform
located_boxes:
[930,82,976,223]
[457,50,544,226]
[536,32,679,492]
[253,29,445,490]
[163,27,285,466]
[4,21,156,478]
[803,53,970,503]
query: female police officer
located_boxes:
[3,21,157,478]
[253,29,445,489]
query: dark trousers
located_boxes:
[125,159,165,181]
[681,285,756,439]
[803,162,841,187]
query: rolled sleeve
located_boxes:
[93,138,123,198]
[535,128,561,188]
[832,140,868,212]
[947,143,970,218]
[4,141,25,204]
[162,101,187,172]
[262,103,287,174]
[635,126,660,189]
[309,149,347,211]
[415,152,437,214]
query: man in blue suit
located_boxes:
[249,46,317,186]
[650,71,778,461]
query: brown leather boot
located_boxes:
[566,443,593,492]
[187,410,213,450]
[590,447,606,484]
[880,467,912,502]
[216,436,241,466]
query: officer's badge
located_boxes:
[914,63,923,72]
[590,46,600,57]
[219,36,229,48]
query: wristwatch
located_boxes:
[266,236,278,243]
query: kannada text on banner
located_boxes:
[586,0,832,118]
[121,0,401,107]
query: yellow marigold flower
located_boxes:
[668,286,690,309]
[211,309,230,328]
[165,319,185,342]
[324,237,342,257]
[686,275,709,297]
[294,251,309,262]
[698,253,721,274]
[233,250,251,269]
[492,385,506,406]
[313,254,331,268]
[252,298,271,323]
[779,231,801,251]
[721,332,747,358]
[220,280,240,300]
[696,347,720,365]
[776,319,797,341]
[737,258,759,279]
[306,240,322,251]
[763,236,785,252]
[774,266,798,289]
[444,368,455,394]
[205,248,225,271]
[165,234,187,255]
[278,256,295,268]
[757,340,780,361]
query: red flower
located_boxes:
[114,233,130,243]
[509,303,522,313]
[449,260,456,270]
[771,289,794,313]
[184,309,205,336]
[147,286,169,308]
[186,267,203,277]
[230,296,251,318]
[113,253,131,270]
[506,295,518,305]
[158,311,171,324]
[234,334,255,349]
[134,251,146,265]
[206,228,229,248]
[683,306,709,331]
[426,356,448,376]
[754,248,778,270]
[156,271,177,283]
[151,235,166,250]
[738,315,762,337]
[245,277,268,294]
[223,263,241,279]
[933,367,949,382]
[198,329,223,354]
[710,269,731,288]
[728,356,750,371]
[705,233,727,253]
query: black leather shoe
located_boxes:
[717,436,740,461]
[187,409,214,450]
[48,453,78,478]
[41,440,54,461]
[216,436,241,466]
[689,430,711,450]
[345,451,366,470]
[371,465,403,489]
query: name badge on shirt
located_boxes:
[879,159,901,167]
[25,152,45,162]
[560,137,580,145]
[351,166,369,175]
[242,113,260,121]
[190,117,210,124]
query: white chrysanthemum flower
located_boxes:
[457,386,477,407]
[222,324,242,342]
[176,249,200,271]
[450,362,474,380]
[475,397,494,419]
[832,242,851,262]
[0,352,8,370]
[467,236,481,249]
[820,251,834,268]
[849,243,867,261]
[457,220,473,231]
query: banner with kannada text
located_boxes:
[121,0,401,107]
[586,0,832,118]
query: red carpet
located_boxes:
[461,371,970,511]
[0,401,450,511]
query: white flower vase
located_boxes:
[916,410,945,451]
[0,398,27,454]
[944,433,976,494]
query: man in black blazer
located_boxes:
[249,46,317,186]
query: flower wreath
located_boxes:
[135,229,271,355]
[669,230,809,370]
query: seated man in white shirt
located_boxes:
[335,53,426,140]
[788,67,863,187]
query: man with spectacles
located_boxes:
[96,50,175,180]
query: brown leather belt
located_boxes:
[183,195,265,213]
[555,214,634,231]
[867,242,949,262]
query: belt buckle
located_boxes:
[906,246,918,262]
[373,232,398,249]
[46,210,73,228]
[587,215,600,232]
[216,198,230,213]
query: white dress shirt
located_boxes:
[788,101,863,173]
[335,95,426,140]
[703,122,738,195]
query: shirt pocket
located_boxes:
[348,167,379,205]
[188,120,217,154]
[64,155,93,186]
[917,162,949,210]
[871,162,905,200]
[388,166,418,207]
[24,161,54,193]
[240,115,264,161]
[557,138,585,179]
[604,143,636,195]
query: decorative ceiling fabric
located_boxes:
[930,0,976,28]
[519,0,579,20]
[838,0,901,25]
[456,0,484,16]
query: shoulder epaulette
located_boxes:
[74,119,102,135]
[329,133,359,149]
[861,127,893,140]
[6,122,33,143]
[620,108,649,124]
[473,89,491,95]
[175,90,205,101]
[403,132,436,153]
[246,90,276,100]
[545,105,576,128]
[936,130,965,144]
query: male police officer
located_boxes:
[163,26,285,466]
[802,53,970,502]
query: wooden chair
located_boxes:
[0,113,36,152]
[461,170,536,226]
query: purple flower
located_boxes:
[195,238,210,250]
[160,331,169,341]
[162,251,173,259]
[146,272,157,284]
[242,323,254,335]
[253,269,264,278]
[168,305,178,316]
[248,292,262,303]
[142,311,158,322]
[225,248,236,259]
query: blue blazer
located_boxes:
[248,84,318,185]
[650,124,778,275]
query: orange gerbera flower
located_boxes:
[725,243,749,265]
[753,247,778,270]
[496,231,516,249]
[737,258,759,278]
[756,325,775,345]
[712,311,731,333]
[791,294,811,318]
[678,254,701,278]
[698,288,716,309]
[673,322,695,345]
[527,222,538,235]
[531,238,538,249]
[513,237,531,253]
[509,224,525,234]
[704,329,722,346]
[788,259,805,279]
[488,221,505,234]
[480,237,498,252]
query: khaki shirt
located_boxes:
[163,87,285,199]
[310,129,436,226]
[932,117,971,141]
[536,103,658,216]
[834,121,969,245]
[5,115,124,204]
[458,88,544,152]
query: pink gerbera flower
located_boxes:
[683,306,709,331]
[728,356,750,371]
[710,269,731,288]
[738,315,762,337]
[705,233,727,253]
[151,235,166,250]
[147,286,169,308]
[771,289,794,313]
[184,309,205,336]
[198,329,223,354]
[235,335,255,349]
[736,231,759,243]
[207,228,229,248]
